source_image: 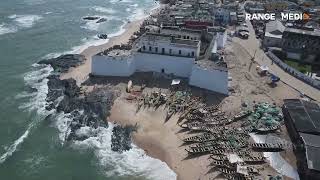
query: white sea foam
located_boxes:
[130,3,160,21]
[72,124,177,180]
[55,112,73,143]
[9,14,43,28]
[0,23,17,35]
[1,64,53,164]
[81,20,100,31]
[250,134,300,179]
[93,6,116,14]
[108,22,126,37]
[19,64,53,115]
[130,4,139,7]
[16,1,175,177]
[0,125,32,163]
[24,0,46,5]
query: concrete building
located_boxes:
[137,33,201,58]
[216,30,227,49]
[160,26,202,41]
[230,12,237,24]
[91,33,229,95]
[213,8,230,24]
[282,28,320,63]
[263,20,285,48]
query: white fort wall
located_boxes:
[189,65,228,95]
[92,52,228,95]
[134,52,194,77]
[92,52,194,78]
[92,55,135,76]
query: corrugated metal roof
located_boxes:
[300,133,320,171]
[283,99,320,134]
[265,20,285,34]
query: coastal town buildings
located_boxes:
[282,28,320,63]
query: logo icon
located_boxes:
[303,13,310,20]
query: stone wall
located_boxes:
[266,51,320,90]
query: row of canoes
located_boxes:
[251,143,285,151]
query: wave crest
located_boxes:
[73,124,177,180]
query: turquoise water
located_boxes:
[0,0,176,179]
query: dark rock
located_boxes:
[96,18,107,24]
[38,54,86,73]
[111,125,137,153]
[83,16,100,21]
[45,74,117,141]
[97,34,108,39]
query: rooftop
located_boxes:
[195,60,228,72]
[98,49,132,58]
[300,133,320,171]
[172,38,200,46]
[284,28,320,37]
[265,20,285,34]
[143,33,200,47]
[283,99,320,135]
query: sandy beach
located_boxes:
[61,18,144,84]
[61,4,302,179]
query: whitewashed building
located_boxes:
[136,33,201,58]
[263,20,285,48]
[92,33,229,95]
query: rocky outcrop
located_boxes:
[40,54,135,151]
[45,74,117,140]
[111,125,137,153]
[98,34,108,39]
[38,54,86,73]
[96,18,107,24]
[83,16,100,21]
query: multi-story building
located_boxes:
[137,33,201,58]
[263,20,285,48]
[282,28,320,63]
[91,32,229,95]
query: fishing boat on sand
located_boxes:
[251,143,284,151]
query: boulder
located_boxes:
[96,18,107,23]
[97,34,108,39]
[83,16,100,21]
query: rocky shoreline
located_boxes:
[40,54,135,152]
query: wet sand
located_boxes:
[108,94,216,180]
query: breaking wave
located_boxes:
[4,1,176,178]
[72,124,177,180]
[0,64,53,164]
[0,124,32,163]
[9,14,43,28]
[93,6,117,14]
[0,23,17,35]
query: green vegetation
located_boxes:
[285,60,312,74]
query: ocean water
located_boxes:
[0,0,176,179]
